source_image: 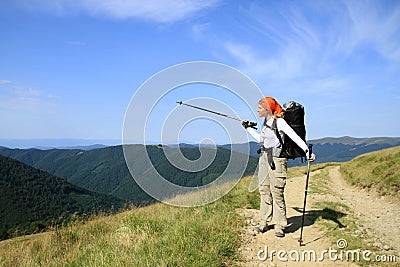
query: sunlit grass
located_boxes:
[341,146,400,198]
[0,176,258,267]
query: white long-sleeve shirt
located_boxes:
[246,117,308,152]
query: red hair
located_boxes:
[258,97,283,117]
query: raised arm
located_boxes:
[242,120,261,142]
[246,127,261,143]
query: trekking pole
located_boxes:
[176,101,257,129]
[298,144,313,246]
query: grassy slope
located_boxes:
[0,165,342,267]
[0,176,259,267]
[340,146,400,198]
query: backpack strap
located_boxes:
[263,118,285,159]
[271,118,284,147]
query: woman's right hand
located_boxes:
[241,120,250,129]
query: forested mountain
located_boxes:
[0,155,125,240]
[0,145,258,203]
[0,136,397,209]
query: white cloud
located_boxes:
[344,0,400,62]
[305,76,358,97]
[0,81,58,112]
[222,41,277,77]
[192,23,210,41]
[217,3,324,81]
[215,0,400,95]
[11,0,220,23]
[221,38,313,83]
[14,87,43,98]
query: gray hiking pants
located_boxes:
[258,153,288,228]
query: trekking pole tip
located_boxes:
[176,101,183,105]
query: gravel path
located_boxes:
[328,166,400,254]
[236,165,399,266]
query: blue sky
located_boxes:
[0,0,399,146]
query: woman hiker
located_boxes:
[242,96,315,238]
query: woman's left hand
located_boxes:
[307,152,315,162]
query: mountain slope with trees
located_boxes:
[0,145,258,203]
[0,155,125,240]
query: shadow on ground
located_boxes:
[285,207,347,236]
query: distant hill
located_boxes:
[311,136,400,145]
[222,136,400,166]
[0,155,125,240]
[0,139,119,149]
[309,136,400,164]
[0,145,258,203]
[34,144,108,150]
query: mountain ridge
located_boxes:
[220,136,400,166]
[1,136,399,150]
[310,136,400,145]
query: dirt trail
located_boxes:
[236,166,400,266]
[328,166,400,253]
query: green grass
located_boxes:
[308,163,341,195]
[341,146,400,198]
[0,176,259,267]
[287,162,340,179]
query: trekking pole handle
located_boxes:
[306,144,315,163]
[248,121,258,130]
[242,120,258,130]
[307,144,313,159]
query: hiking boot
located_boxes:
[254,221,268,233]
[274,225,285,238]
